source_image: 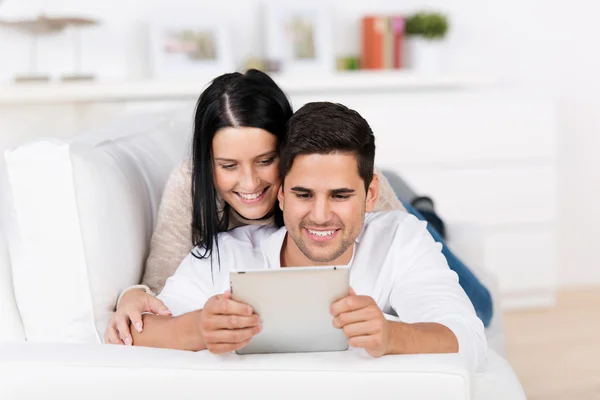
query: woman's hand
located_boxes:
[104,289,172,345]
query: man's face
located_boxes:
[278,152,379,265]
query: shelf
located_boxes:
[0,71,498,106]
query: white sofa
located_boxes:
[0,106,524,399]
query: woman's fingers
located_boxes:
[128,311,144,334]
[106,322,124,345]
[147,296,172,317]
[115,316,133,346]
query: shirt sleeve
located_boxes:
[388,216,488,373]
[156,250,224,317]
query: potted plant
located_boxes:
[404,11,449,72]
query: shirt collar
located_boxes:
[261,226,288,269]
[355,212,372,244]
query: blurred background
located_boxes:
[1,0,599,398]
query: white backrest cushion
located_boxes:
[4,107,193,342]
[0,229,26,342]
[0,163,26,342]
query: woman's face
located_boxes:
[212,127,280,220]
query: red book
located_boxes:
[391,16,405,69]
[362,16,385,69]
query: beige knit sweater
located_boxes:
[137,160,405,295]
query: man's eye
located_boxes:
[334,195,350,200]
[295,193,311,199]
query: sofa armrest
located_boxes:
[0,343,471,400]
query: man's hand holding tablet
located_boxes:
[331,288,391,357]
[199,291,262,354]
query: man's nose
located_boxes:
[309,196,331,224]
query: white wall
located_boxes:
[1,0,599,287]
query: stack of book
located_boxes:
[362,16,405,70]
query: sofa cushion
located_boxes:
[3,107,193,343]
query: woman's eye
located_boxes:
[258,157,275,166]
[221,164,236,170]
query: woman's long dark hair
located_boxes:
[191,69,293,261]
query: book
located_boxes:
[391,16,405,69]
[383,17,394,69]
[362,16,385,69]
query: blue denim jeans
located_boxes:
[403,202,493,327]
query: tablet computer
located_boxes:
[230,266,349,355]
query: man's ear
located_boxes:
[365,173,379,212]
[278,184,284,211]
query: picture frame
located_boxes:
[263,5,334,75]
[148,16,235,80]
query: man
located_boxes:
[132,102,487,372]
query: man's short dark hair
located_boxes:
[279,102,376,192]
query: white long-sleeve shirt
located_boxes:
[158,211,487,372]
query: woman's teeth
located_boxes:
[307,229,336,237]
[238,188,266,200]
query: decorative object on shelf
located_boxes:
[361,16,404,70]
[59,17,98,82]
[263,5,334,74]
[336,56,360,71]
[403,11,449,73]
[0,15,97,83]
[148,16,235,80]
[243,58,281,74]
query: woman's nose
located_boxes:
[239,167,260,192]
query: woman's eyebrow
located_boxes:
[254,151,278,159]
[214,151,277,163]
[214,157,237,162]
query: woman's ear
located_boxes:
[365,174,379,212]
[278,185,285,211]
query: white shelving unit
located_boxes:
[0,71,499,106]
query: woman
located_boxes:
[104,70,491,346]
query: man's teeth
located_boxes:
[307,229,336,237]
[238,189,265,200]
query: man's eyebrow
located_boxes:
[289,187,355,195]
[214,151,277,163]
[330,188,355,195]
[290,186,312,192]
